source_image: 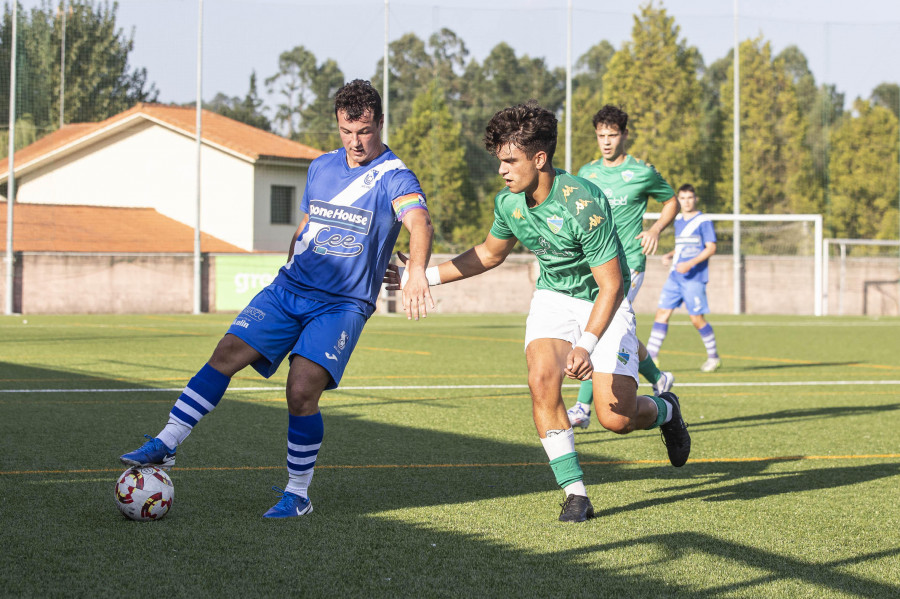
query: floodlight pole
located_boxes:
[732,0,742,315]
[383,0,389,146]
[564,0,572,173]
[193,0,203,315]
[59,0,66,128]
[5,1,18,315]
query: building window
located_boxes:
[270,185,295,225]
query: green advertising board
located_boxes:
[214,254,286,312]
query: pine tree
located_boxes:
[601,3,704,192]
[391,81,478,251]
[827,99,899,240]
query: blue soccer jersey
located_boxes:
[671,212,716,283]
[272,146,427,316]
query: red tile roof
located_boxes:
[0,202,247,253]
[0,103,324,177]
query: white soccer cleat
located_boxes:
[700,358,722,373]
[567,403,591,429]
[652,370,675,395]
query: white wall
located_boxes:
[13,120,258,250]
[252,163,310,252]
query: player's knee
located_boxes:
[285,381,322,416]
[527,367,563,396]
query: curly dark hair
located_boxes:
[334,79,383,122]
[483,100,557,162]
[591,104,628,132]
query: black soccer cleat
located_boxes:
[659,391,690,467]
[558,494,594,522]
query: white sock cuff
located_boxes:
[540,428,576,461]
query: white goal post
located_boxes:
[645,213,824,316]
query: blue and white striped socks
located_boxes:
[698,323,719,359]
[157,363,230,450]
[646,322,668,359]
[285,413,324,498]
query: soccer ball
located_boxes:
[114,466,174,521]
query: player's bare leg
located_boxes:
[525,339,594,522]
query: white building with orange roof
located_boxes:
[0,103,324,252]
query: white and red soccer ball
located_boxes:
[114,466,174,521]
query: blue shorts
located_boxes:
[657,275,710,315]
[226,284,366,389]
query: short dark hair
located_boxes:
[592,104,628,131]
[483,100,557,162]
[334,79,383,122]
[677,183,696,195]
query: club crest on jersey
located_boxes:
[337,330,349,351]
[617,348,630,365]
[547,215,563,234]
[621,170,634,182]
[364,169,379,187]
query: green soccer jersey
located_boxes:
[577,155,674,273]
[489,170,629,302]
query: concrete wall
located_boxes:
[4,252,898,316]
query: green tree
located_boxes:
[568,40,615,170]
[265,45,317,137]
[827,99,899,240]
[601,3,704,193]
[296,58,344,151]
[871,82,899,118]
[371,29,468,133]
[717,38,816,215]
[207,71,271,132]
[391,81,479,251]
[0,0,157,149]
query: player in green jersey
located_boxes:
[566,105,681,430]
[388,101,690,522]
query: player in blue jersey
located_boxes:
[646,184,721,372]
[120,80,435,518]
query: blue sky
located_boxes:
[34,0,900,111]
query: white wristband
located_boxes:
[575,332,598,354]
[425,266,442,286]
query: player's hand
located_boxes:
[565,347,594,380]
[395,252,434,321]
[675,262,692,274]
[637,230,660,255]
[383,263,404,290]
[661,253,673,266]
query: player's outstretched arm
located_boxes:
[637,196,679,256]
[386,233,517,292]
[565,257,624,381]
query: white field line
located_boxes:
[2,380,900,394]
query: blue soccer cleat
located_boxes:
[120,434,176,470]
[263,487,313,518]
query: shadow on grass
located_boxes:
[3,363,899,597]
[734,361,860,372]
[691,403,900,431]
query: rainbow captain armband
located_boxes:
[392,193,427,221]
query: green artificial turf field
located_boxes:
[1,313,898,597]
